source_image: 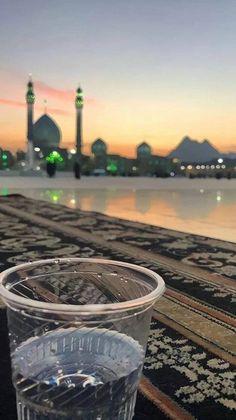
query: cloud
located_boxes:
[0,98,26,108]
[38,106,73,115]
[42,107,71,116]
[0,98,71,116]
[35,81,97,106]
[35,81,74,102]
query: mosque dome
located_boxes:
[33,114,61,149]
[91,138,107,156]
[137,142,152,157]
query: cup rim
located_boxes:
[0,258,165,314]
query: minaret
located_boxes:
[26,75,35,169]
[75,86,84,177]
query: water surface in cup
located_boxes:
[14,327,144,419]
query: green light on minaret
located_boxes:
[75,86,84,109]
[26,75,35,104]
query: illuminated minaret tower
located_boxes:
[26,75,35,168]
[75,86,84,177]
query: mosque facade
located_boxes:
[24,77,174,176]
[26,76,83,169]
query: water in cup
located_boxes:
[0,258,165,419]
[13,326,144,420]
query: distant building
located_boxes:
[91,138,107,171]
[151,155,173,177]
[136,142,152,175]
[25,76,83,171]
[0,149,14,169]
[34,114,61,151]
[106,155,132,176]
[137,142,152,158]
[16,150,26,162]
[75,86,84,172]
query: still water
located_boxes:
[1,177,235,242]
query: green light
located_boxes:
[26,94,35,104]
[46,151,63,164]
[0,188,9,196]
[26,81,35,104]
[2,154,7,160]
[75,87,84,109]
[107,162,118,174]
[46,190,63,203]
[52,194,59,202]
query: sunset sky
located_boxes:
[1,0,236,157]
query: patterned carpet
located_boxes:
[0,195,235,420]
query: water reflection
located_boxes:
[45,190,64,203]
[0,187,9,196]
[91,189,108,214]
[135,190,152,214]
[162,190,218,219]
[30,187,232,221]
[1,187,236,242]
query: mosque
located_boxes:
[26,76,83,168]
[24,77,172,176]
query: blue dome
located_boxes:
[137,142,152,156]
[91,138,107,156]
[33,114,61,149]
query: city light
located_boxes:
[170,172,175,177]
[216,165,220,169]
[200,165,205,169]
[70,149,76,155]
[2,154,7,160]
[180,165,185,170]
[107,162,118,174]
[196,165,200,169]
[211,165,215,169]
[218,158,223,164]
[70,198,76,206]
[187,165,192,170]
[221,165,226,169]
[216,195,222,202]
[46,190,63,203]
[34,147,40,152]
[46,151,63,164]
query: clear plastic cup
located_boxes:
[0,258,165,420]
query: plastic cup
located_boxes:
[0,258,165,420]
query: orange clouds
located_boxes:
[0,98,25,108]
[0,79,98,117]
[0,97,71,116]
[35,81,74,102]
[40,107,71,116]
[35,81,97,106]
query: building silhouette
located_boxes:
[91,138,107,171]
[25,76,82,171]
[137,142,152,176]
[26,76,35,168]
[75,86,84,170]
[34,114,61,150]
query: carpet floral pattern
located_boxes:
[0,195,235,420]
